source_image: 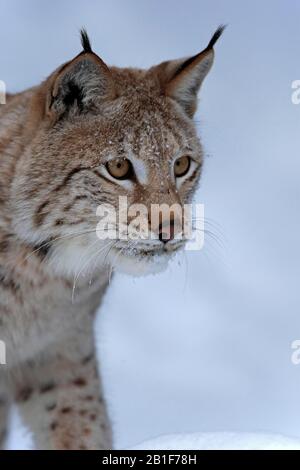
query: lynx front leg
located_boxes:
[14,331,112,450]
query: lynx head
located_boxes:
[12,27,224,277]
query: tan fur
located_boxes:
[0,28,222,449]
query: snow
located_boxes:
[2,0,300,450]
[131,432,300,450]
[7,411,300,450]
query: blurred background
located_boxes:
[1,0,300,449]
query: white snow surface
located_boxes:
[1,0,300,450]
[131,432,300,450]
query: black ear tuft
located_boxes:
[206,24,226,50]
[80,28,92,53]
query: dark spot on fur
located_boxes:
[40,382,56,394]
[32,239,52,260]
[89,413,97,421]
[83,427,91,436]
[73,377,87,387]
[50,421,58,431]
[79,410,87,416]
[84,395,94,402]
[16,387,33,402]
[54,219,64,226]
[61,406,72,414]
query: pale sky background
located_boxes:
[1,0,300,449]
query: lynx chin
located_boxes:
[0,26,224,449]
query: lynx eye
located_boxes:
[174,156,190,177]
[106,158,132,180]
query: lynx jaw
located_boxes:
[106,241,184,276]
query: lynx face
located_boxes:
[12,28,223,277]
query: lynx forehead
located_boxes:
[0,27,224,450]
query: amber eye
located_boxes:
[106,158,132,180]
[174,156,191,177]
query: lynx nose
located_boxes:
[158,218,175,244]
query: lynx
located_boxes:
[0,26,223,450]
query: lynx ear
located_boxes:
[46,29,116,121]
[156,25,225,117]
